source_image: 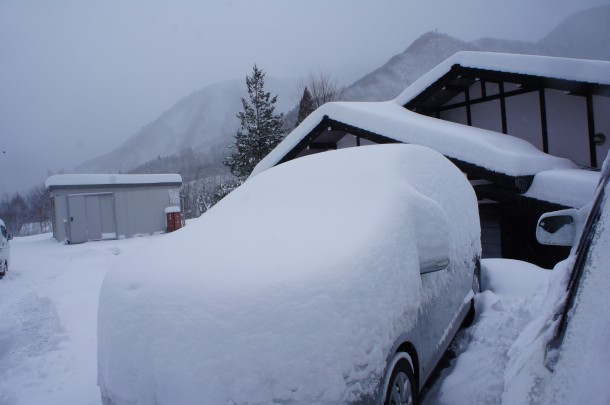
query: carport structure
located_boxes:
[251,52,609,268]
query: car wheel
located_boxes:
[385,360,417,405]
[463,265,481,326]
[0,262,6,279]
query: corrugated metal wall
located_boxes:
[50,185,180,244]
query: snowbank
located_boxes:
[503,158,610,403]
[97,144,481,405]
[433,258,551,404]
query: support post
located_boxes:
[586,94,597,167]
[539,89,549,153]
[465,87,472,126]
[499,82,507,134]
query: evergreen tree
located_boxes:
[295,86,315,127]
[224,64,285,181]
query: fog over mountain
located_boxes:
[76,78,295,174]
[74,5,610,178]
[538,5,610,60]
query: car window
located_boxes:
[0,225,7,239]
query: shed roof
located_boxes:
[45,174,182,189]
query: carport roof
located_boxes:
[394,51,610,109]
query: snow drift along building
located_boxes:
[45,174,182,244]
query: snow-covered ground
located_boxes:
[0,234,159,405]
[421,259,551,405]
[0,233,556,404]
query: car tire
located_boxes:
[0,262,6,279]
[385,359,417,405]
[463,264,481,327]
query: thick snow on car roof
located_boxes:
[98,144,481,405]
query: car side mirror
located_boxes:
[7,234,12,241]
[536,209,578,246]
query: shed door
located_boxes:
[67,195,88,244]
[85,195,102,240]
[67,193,117,244]
[99,194,117,239]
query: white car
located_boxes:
[97,144,481,405]
[0,219,11,278]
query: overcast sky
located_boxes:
[1,0,609,194]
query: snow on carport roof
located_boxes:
[524,169,600,209]
[393,51,610,106]
[251,100,575,179]
[45,173,182,189]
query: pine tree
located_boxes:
[295,86,315,127]
[224,64,285,181]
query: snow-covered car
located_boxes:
[97,144,481,405]
[0,219,11,278]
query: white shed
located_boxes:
[45,174,182,244]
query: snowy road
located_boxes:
[0,235,550,405]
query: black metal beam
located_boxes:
[437,87,536,112]
[309,142,337,150]
[405,65,462,111]
[539,89,549,153]
[407,64,610,114]
[446,84,469,92]
[451,66,610,98]
[499,82,507,134]
[278,116,332,164]
[586,94,597,167]
[465,86,472,126]
[327,119,398,145]
[474,184,568,212]
[447,158,534,194]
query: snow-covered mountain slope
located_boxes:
[538,5,610,61]
[76,78,294,174]
[342,32,477,102]
[342,6,610,103]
